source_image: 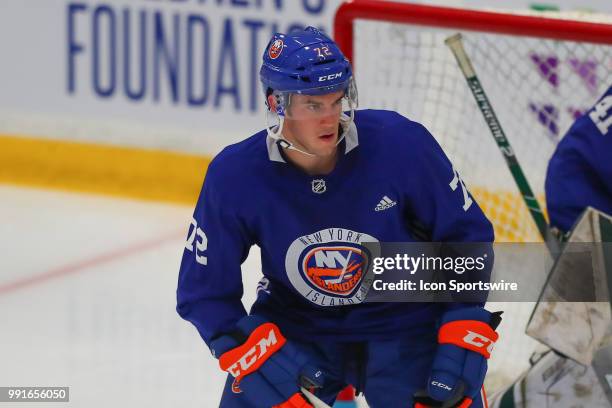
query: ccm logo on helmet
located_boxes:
[464,331,495,354]
[226,329,279,378]
[318,72,343,82]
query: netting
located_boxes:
[340,4,612,393]
[354,19,612,242]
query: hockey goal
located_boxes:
[334,0,612,393]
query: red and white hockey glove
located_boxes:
[211,315,325,408]
[414,307,502,408]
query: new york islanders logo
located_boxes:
[286,228,378,307]
[268,39,284,59]
[303,246,365,296]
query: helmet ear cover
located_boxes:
[265,88,285,116]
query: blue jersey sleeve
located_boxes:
[398,119,495,306]
[176,155,254,347]
[400,121,495,244]
[546,85,612,232]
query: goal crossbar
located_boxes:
[334,0,612,64]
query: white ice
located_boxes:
[0,185,265,407]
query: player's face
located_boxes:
[283,90,344,157]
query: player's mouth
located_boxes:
[319,133,335,141]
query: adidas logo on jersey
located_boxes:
[375,196,397,211]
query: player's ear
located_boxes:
[266,94,277,111]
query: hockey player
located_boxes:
[177,27,500,407]
[545,85,612,235]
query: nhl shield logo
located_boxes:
[312,179,326,194]
[268,39,284,59]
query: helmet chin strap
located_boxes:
[265,112,316,157]
[265,109,355,158]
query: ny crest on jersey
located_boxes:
[311,179,326,194]
[303,245,366,296]
[286,228,379,307]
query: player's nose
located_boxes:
[319,111,338,126]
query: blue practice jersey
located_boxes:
[546,85,612,233]
[177,110,494,347]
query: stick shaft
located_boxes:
[301,387,332,408]
[445,33,551,244]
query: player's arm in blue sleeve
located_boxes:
[400,120,495,305]
[176,159,326,407]
[396,120,498,405]
[546,87,612,233]
[401,121,494,243]
[176,157,254,347]
[545,134,612,233]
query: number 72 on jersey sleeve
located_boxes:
[185,217,208,266]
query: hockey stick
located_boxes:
[301,387,332,408]
[444,33,558,253]
[329,251,352,284]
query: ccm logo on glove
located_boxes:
[219,323,286,381]
[463,330,495,354]
[431,381,452,391]
[439,320,498,359]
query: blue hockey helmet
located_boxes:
[260,26,356,99]
[260,27,357,156]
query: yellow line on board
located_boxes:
[0,134,211,205]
